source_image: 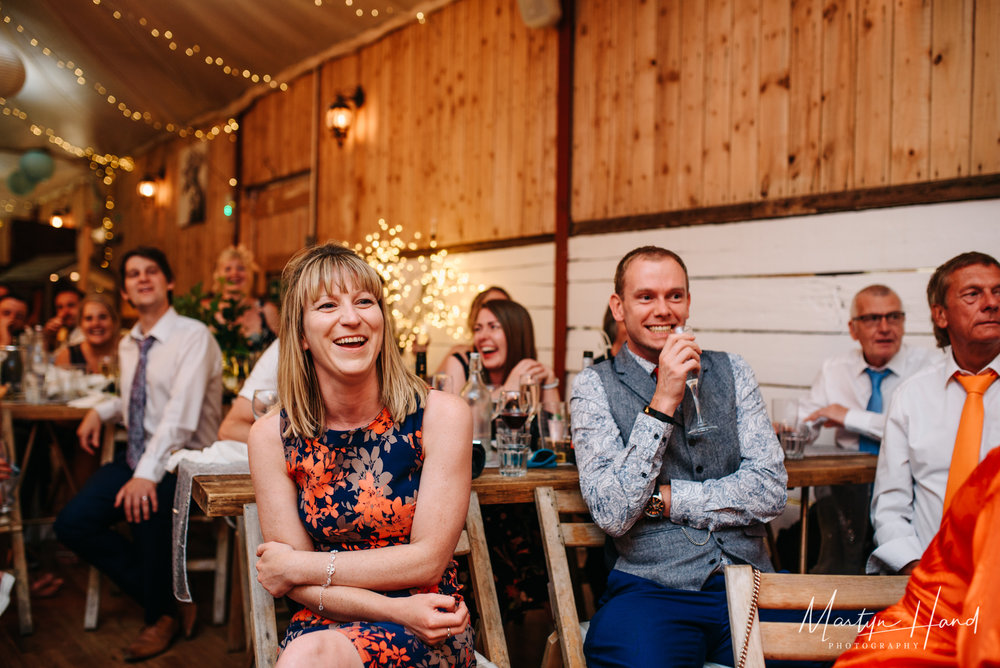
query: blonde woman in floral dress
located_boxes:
[249,243,474,667]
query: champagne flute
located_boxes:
[251,388,280,421]
[675,325,717,436]
[519,374,540,432]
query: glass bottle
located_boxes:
[582,350,595,369]
[460,352,491,477]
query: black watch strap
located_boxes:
[644,404,678,426]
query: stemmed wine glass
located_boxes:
[251,388,280,421]
[675,325,717,436]
[494,390,529,431]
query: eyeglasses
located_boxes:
[852,311,905,326]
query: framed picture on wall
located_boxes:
[177,142,208,227]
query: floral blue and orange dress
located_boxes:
[280,405,475,667]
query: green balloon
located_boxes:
[7,169,34,195]
[20,149,55,181]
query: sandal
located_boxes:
[30,572,64,598]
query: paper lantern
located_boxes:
[6,170,34,196]
[20,150,54,181]
[0,41,25,98]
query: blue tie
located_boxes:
[126,336,156,470]
[858,368,891,454]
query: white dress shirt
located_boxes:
[95,307,223,483]
[868,348,1000,573]
[799,345,941,450]
[237,338,279,401]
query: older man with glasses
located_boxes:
[798,285,939,575]
[869,252,1000,575]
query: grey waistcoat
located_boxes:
[593,349,774,590]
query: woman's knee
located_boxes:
[277,630,363,668]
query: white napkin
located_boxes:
[166,439,248,473]
[67,392,115,409]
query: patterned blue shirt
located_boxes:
[571,344,787,538]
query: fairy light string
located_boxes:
[349,218,480,350]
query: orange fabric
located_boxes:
[944,370,998,510]
[834,446,1000,667]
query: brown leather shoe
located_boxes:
[179,601,197,639]
[124,615,179,662]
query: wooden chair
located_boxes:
[1,405,33,634]
[84,429,231,630]
[724,564,908,667]
[242,490,510,668]
[534,485,604,668]
[535,486,733,668]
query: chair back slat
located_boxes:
[536,486,588,668]
[560,523,605,548]
[760,623,865,661]
[757,573,907,610]
[725,564,909,667]
[454,529,470,557]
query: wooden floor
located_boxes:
[1,529,245,668]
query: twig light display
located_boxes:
[349,219,480,351]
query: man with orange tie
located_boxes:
[868,251,1000,575]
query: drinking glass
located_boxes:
[675,325,717,436]
[519,374,541,431]
[541,399,570,463]
[431,373,452,393]
[496,425,528,477]
[252,389,280,420]
[772,397,806,459]
[0,459,20,515]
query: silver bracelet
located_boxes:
[542,379,559,390]
[318,549,338,612]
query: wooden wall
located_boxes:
[571,0,1000,221]
[115,136,238,294]
[229,0,560,276]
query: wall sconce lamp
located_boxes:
[137,173,158,198]
[49,208,68,228]
[137,166,165,200]
[325,85,365,147]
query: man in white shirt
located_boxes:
[800,286,938,573]
[217,338,278,443]
[55,247,222,660]
[869,251,1000,574]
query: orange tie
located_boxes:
[944,369,998,510]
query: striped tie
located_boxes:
[943,369,998,510]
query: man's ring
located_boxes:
[141,495,149,501]
[446,627,451,638]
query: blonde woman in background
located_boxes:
[212,245,279,352]
[54,293,120,374]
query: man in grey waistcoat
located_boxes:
[571,246,787,668]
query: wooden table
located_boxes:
[193,464,582,518]
[191,451,878,638]
[0,400,114,635]
[784,453,878,573]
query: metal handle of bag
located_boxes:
[736,567,761,668]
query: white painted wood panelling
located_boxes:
[421,243,556,373]
[423,199,997,407]
[566,199,999,388]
